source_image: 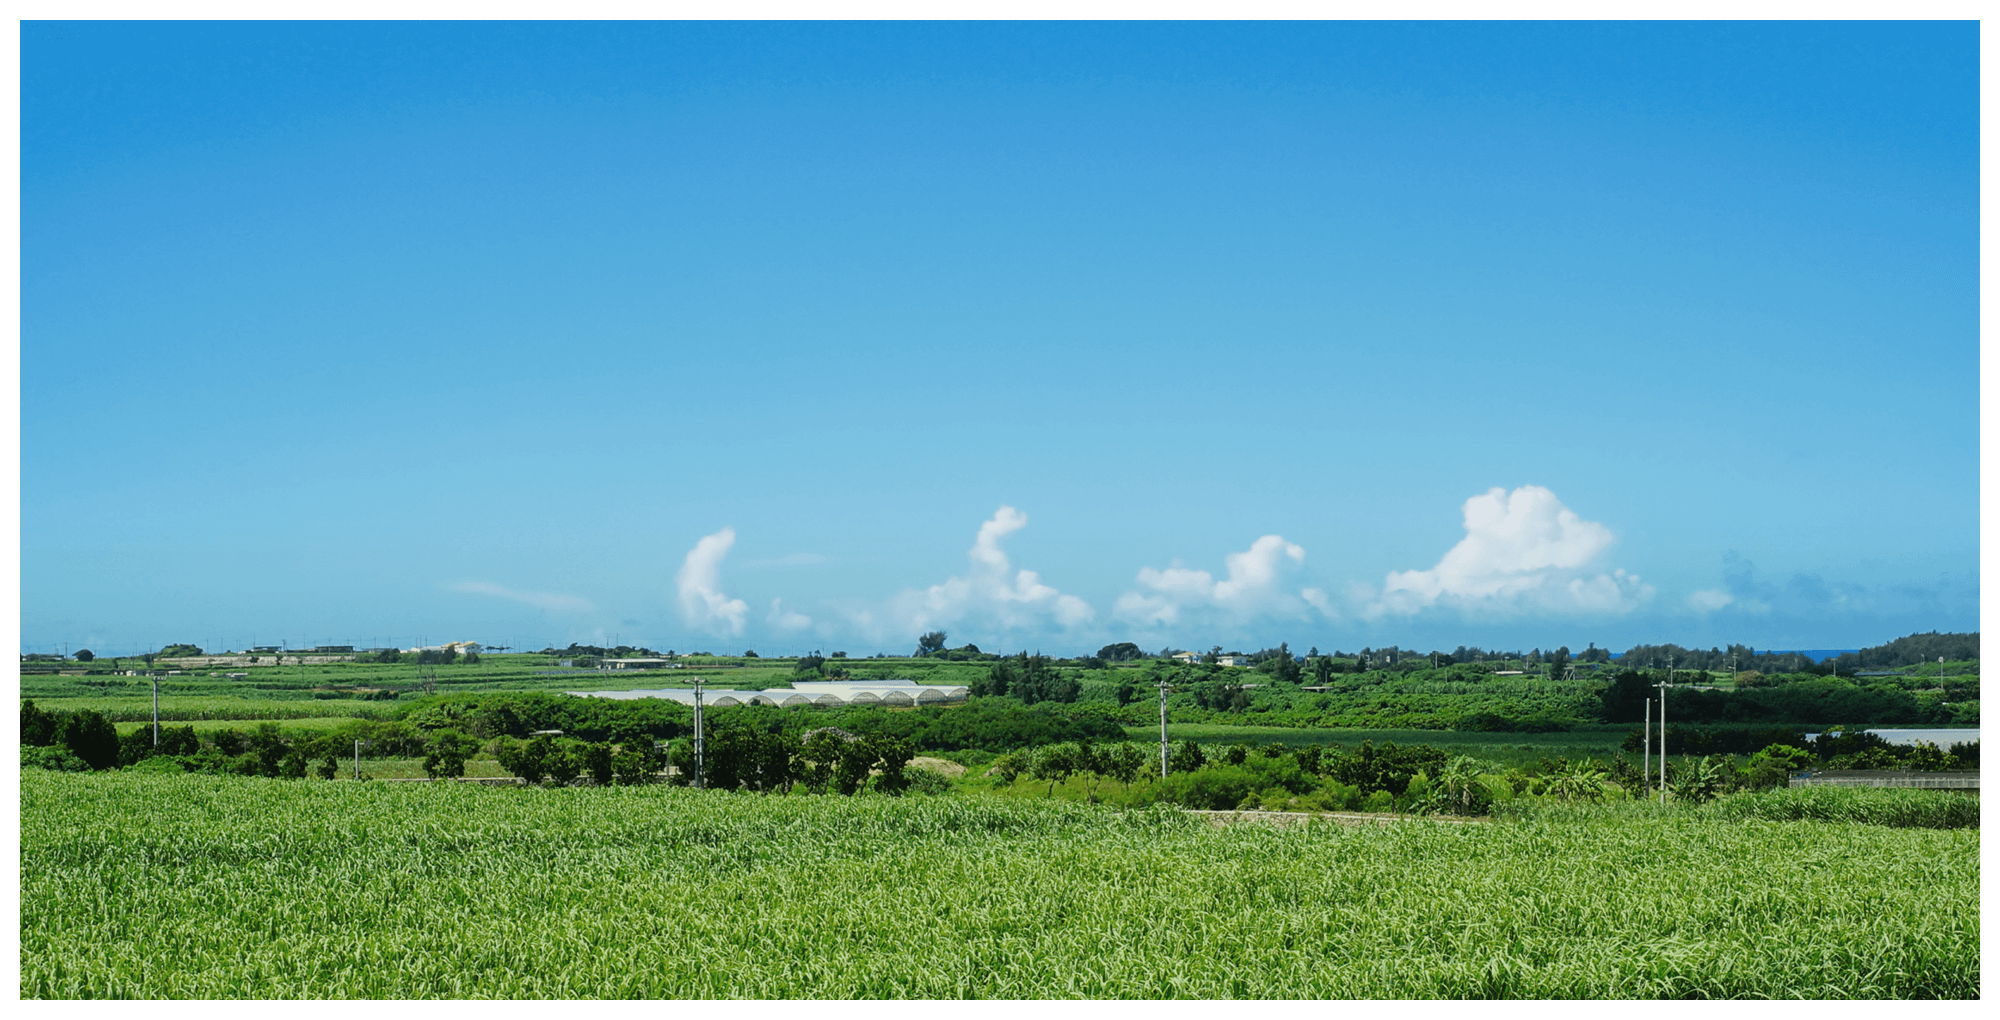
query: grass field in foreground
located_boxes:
[21,771,1978,998]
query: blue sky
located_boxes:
[21,21,1978,658]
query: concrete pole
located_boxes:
[693,677,705,790]
[152,676,161,746]
[1642,697,1650,792]
[1158,677,1171,779]
[1655,678,1670,804]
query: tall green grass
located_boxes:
[1493,788,1980,831]
[1701,786,1979,829]
[21,771,1977,998]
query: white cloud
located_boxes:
[1114,535,1318,626]
[1366,485,1649,618]
[1688,589,1735,613]
[447,581,595,614]
[1301,587,1334,617]
[768,598,814,631]
[677,528,750,636]
[880,506,1093,640]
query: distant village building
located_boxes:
[405,641,484,655]
[1168,651,1248,666]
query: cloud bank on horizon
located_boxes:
[669,507,1095,647]
[1114,535,1324,627]
[874,506,1093,641]
[651,486,1687,648]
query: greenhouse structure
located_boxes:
[568,678,970,708]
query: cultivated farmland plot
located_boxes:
[19,772,1978,998]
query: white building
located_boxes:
[406,641,484,655]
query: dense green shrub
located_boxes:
[1324,741,1448,796]
[22,745,91,772]
[122,755,192,775]
[422,730,481,780]
[904,766,955,796]
[610,739,664,785]
[495,735,555,785]
[56,709,119,770]
[1151,765,1265,810]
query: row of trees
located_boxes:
[1834,631,1979,670]
[1599,670,1968,726]
[977,737,1468,812]
[537,643,663,659]
[660,726,919,795]
[491,733,662,786]
[983,735,1914,815]
[481,721,926,796]
[792,651,850,679]
[1616,724,1980,770]
[971,652,1081,704]
[916,631,1974,676]
[991,738,1452,799]
[22,700,374,779]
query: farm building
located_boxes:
[406,641,484,655]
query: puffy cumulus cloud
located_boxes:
[1114,535,1322,626]
[447,581,596,614]
[880,507,1093,639]
[677,528,749,636]
[1367,485,1649,618]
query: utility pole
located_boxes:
[691,676,706,789]
[1654,673,1672,805]
[1642,697,1651,792]
[152,676,160,746]
[353,739,370,781]
[1157,673,1175,778]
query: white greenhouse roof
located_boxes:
[568,678,969,708]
